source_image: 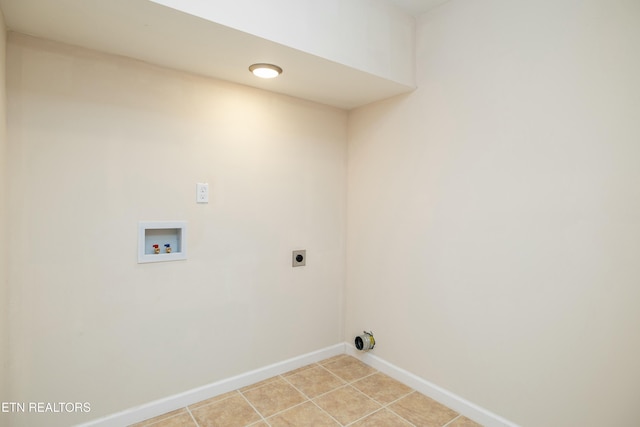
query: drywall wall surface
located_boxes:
[5,33,346,426]
[346,0,640,426]
[150,0,415,87]
[0,7,8,407]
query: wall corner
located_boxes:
[0,4,9,405]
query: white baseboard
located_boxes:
[345,344,520,427]
[76,343,345,427]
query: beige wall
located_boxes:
[0,8,8,406]
[6,1,640,426]
[6,33,346,426]
[347,0,640,426]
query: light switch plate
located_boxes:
[196,183,209,203]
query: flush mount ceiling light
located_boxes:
[249,63,283,79]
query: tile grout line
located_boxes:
[442,414,464,427]
[382,390,460,427]
[340,382,399,426]
[308,398,346,426]
[133,409,194,427]
[185,406,201,427]
[184,389,240,412]
[280,371,345,426]
[353,369,419,425]
[316,361,354,384]
[258,399,312,423]
[349,370,379,384]
[343,407,386,427]
[132,355,474,427]
[385,405,419,427]
[346,358,468,427]
[342,369,418,427]
[317,354,349,366]
[239,384,275,427]
[309,382,350,400]
[239,376,282,394]
[306,360,399,426]
[346,364,463,427]
[311,358,418,426]
[233,361,348,425]
[241,374,313,422]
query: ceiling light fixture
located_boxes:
[249,63,283,79]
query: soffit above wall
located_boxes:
[0,0,421,110]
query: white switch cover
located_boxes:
[196,183,209,203]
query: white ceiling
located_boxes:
[0,0,446,109]
[389,0,450,16]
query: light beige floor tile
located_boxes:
[240,375,280,393]
[190,394,261,427]
[127,356,477,427]
[286,365,346,398]
[188,391,238,410]
[318,354,348,365]
[267,401,339,427]
[447,415,484,427]
[313,385,380,425]
[147,413,197,427]
[352,373,413,405]
[350,409,413,426]
[242,377,307,417]
[129,409,194,427]
[322,356,377,383]
[389,392,459,427]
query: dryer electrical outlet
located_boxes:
[292,250,306,267]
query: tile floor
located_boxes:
[130,355,483,427]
